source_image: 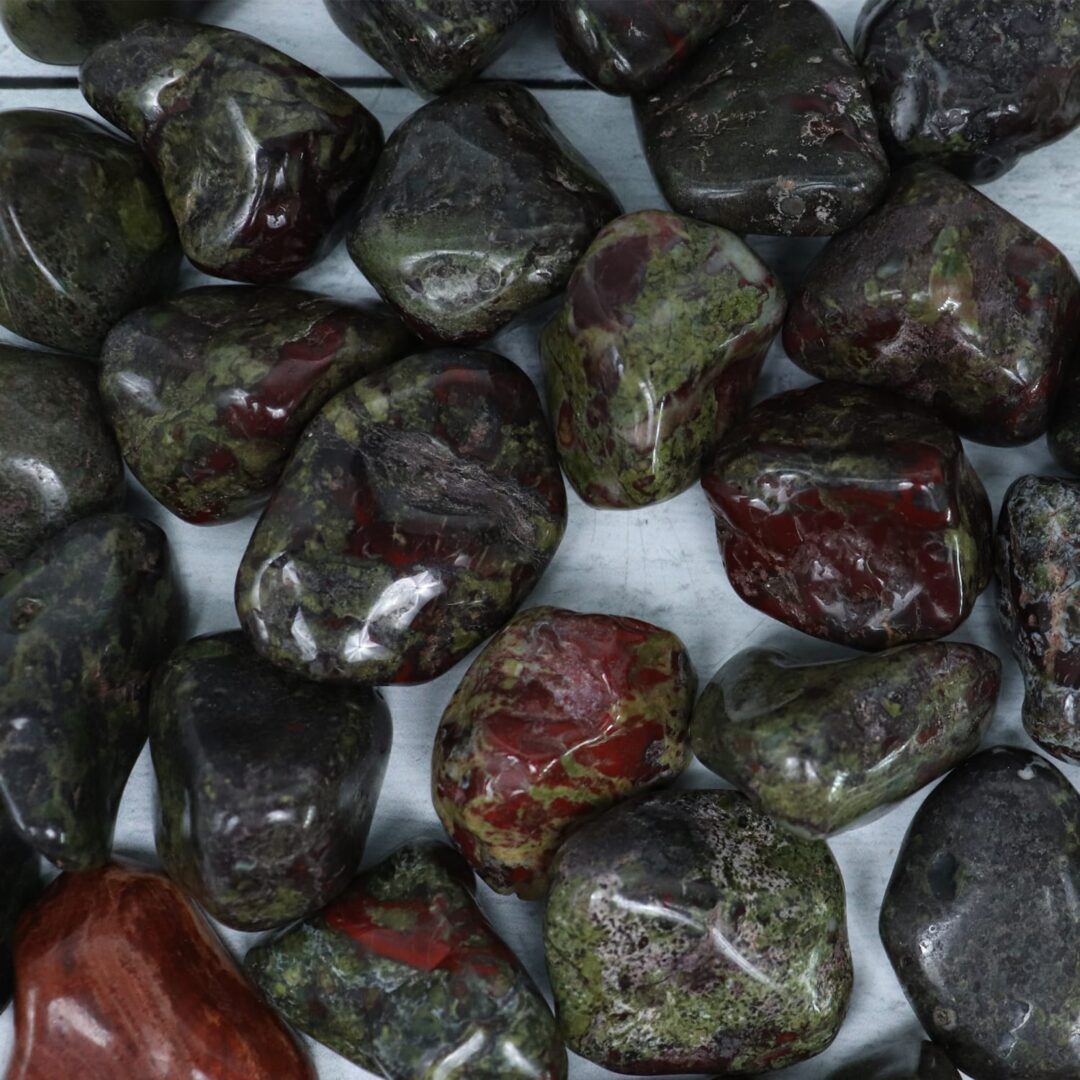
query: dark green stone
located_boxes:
[0,811,41,1010]
[1049,361,1080,474]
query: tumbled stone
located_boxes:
[7,862,314,1080]
[99,286,416,524]
[541,209,785,508]
[0,514,180,869]
[691,643,1000,837]
[996,476,1080,762]
[0,345,124,575]
[1049,363,1080,474]
[702,382,993,650]
[0,109,179,355]
[246,841,567,1080]
[634,0,889,236]
[785,165,1080,445]
[544,788,852,1073]
[348,82,620,343]
[324,0,530,95]
[80,21,383,284]
[236,349,566,684]
[432,605,695,898]
[880,746,1080,1078]
[857,0,1080,182]
[0,812,41,1010]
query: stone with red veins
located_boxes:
[432,605,696,898]
[702,382,993,650]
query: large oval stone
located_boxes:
[0,812,40,1010]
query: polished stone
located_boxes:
[0,812,41,1010]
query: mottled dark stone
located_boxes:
[246,842,568,1080]
[856,0,1080,182]
[634,0,889,236]
[0,109,179,355]
[1049,362,1080,474]
[99,286,416,524]
[236,349,567,685]
[996,476,1080,763]
[881,746,1080,1079]
[541,209,785,508]
[702,382,993,650]
[348,82,620,343]
[324,0,530,96]
[0,514,180,870]
[785,165,1080,445]
[80,21,384,284]
[691,643,1000,837]
[0,812,41,1010]
[0,345,124,575]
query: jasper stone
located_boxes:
[857,0,1080,182]
[432,605,696,899]
[880,746,1080,1078]
[0,514,179,870]
[348,82,620,343]
[0,109,179,355]
[324,0,530,96]
[996,476,1080,763]
[0,345,124,575]
[80,21,384,284]
[7,862,314,1080]
[99,286,416,524]
[0,812,41,1010]
[785,165,1080,445]
[702,382,993,650]
[634,0,889,236]
[691,643,1001,838]
[544,788,852,1073]
[236,349,566,685]
[541,210,785,508]
[246,841,568,1080]
[1049,362,1080,474]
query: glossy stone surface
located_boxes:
[691,643,1000,838]
[432,605,696,898]
[880,746,1080,1079]
[236,349,566,685]
[324,0,530,96]
[996,476,1080,763]
[544,788,852,1073]
[541,210,785,508]
[7,862,314,1080]
[0,345,124,575]
[80,21,384,284]
[152,632,392,931]
[702,382,993,650]
[1049,362,1080,474]
[0,514,179,870]
[0,109,179,355]
[857,0,1080,182]
[246,842,568,1080]
[634,0,889,236]
[0,813,40,1010]
[348,82,620,343]
[785,165,1080,445]
[99,286,416,524]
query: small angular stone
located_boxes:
[99,286,416,524]
[785,165,1080,445]
[432,605,696,898]
[7,862,314,1080]
[702,382,993,650]
[0,514,180,870]
[80,21,384,284]
[996,476,1080,762]
[348,82,620,343]
[0,812,41,1010]
[0,109,179,355]
[544,788,852,1074]
[246,841,568,1080]
[0,345,124,575]
[1049,362,1080,474]
[857,0,1080,182]
[634,0,889,236]
[152,631,392,931]
[236,349,567,685]
[880,747,1080,1079]
[691,643,1001,837]
[541,209,785,508]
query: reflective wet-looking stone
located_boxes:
[0,812,40,1010]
